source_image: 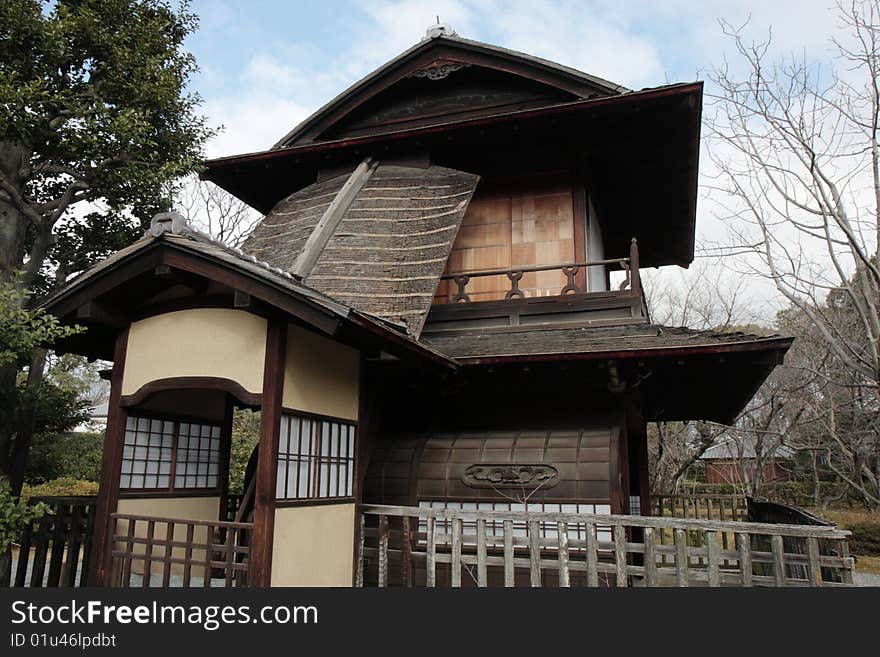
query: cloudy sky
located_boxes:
[186,0,841,157]
[183,0,850,324]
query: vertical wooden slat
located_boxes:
[643,527,657,587]
[476,518,487,587]
[737,533,753,587]
[557,521,570,588]
[674,528,688,588]
[528,520,541,587]
[614,524,628,587]
[120,518,135,587]
[46,503,68,587]
[202,526,213,589]
[354,513,365,588]
[806,536,823,587]
[29,514,52,587]
[162,521,174,588]
[425,516,436,588]
[706,530,720,588]
[142,520,155,588]
[14,513,35,587]
[771,534,785,586]
[401,515,412,588]
[838,538,853,585]
[585,522,599,587]
[503,519,514,588]
[182,523,194,588]
[451,518,462,588]
[377,514,389,588]
[80,499,96,586]
[224,524,235,588]
[62,504,85,587]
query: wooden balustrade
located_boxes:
[439,249,639,303]
[356,504,853,588]
[107,513,252,588]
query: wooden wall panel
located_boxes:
[437,173,576,303]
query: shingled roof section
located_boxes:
[240,173,351,272]
[305,164,479,335]
[240,162,479,336]
[421,323,793,363]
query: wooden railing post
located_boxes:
[629,237,641,298]
[451,518,462,588]
[503,519,514,588]
[557,521,570,587]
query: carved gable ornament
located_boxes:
[461,464,560,490]
[409,59,471,81]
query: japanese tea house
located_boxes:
[43,26,842,588]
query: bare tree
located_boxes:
[644,263,762,492]
[175,175,260,248]
[643,261,754,331]
[705,1,880,507]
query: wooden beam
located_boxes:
[76,301,129,329]
[86,328,129,585]
[153,264,208,294]
[233,289,252,309]
[291,156,378,279]
[249,319,287,587]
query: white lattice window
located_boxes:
[276,413,356,500]
[119,415,221,491]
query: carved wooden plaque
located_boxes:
[461,464,559,490]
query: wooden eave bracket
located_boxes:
[76,301,129,328]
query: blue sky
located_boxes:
[185,0,841,158]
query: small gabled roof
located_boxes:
[273,32,628,149]
[42,219,458,369]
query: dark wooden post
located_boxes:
[629,237,641,298]
[249,318,286,587]
[86,328,129,586]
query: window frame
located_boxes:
[118,411,227,497]
[275,409,357,505]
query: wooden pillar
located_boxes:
[626,397,652,516]
[249,318,286,587]
[86,328,129,586]
[217,395,235,524]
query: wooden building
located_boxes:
[701,439,793,486]
[43,27,800,587]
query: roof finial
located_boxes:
[424,20,457,40]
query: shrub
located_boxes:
[846,522,880,557]
[0,485,51,552]
[21,478,99,500]
[26,431,103,484]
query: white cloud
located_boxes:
[203,93,312,158]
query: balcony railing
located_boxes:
[438,238,642,304]
[356,503,853,588]
[107,513,252,588]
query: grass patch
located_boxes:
[854,555,880,575]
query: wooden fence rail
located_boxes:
[107,513,252,588]
[356,504,853,588]
[12,496,97,588]
[650,494,749,569]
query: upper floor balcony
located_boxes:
[424,237,647,334]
